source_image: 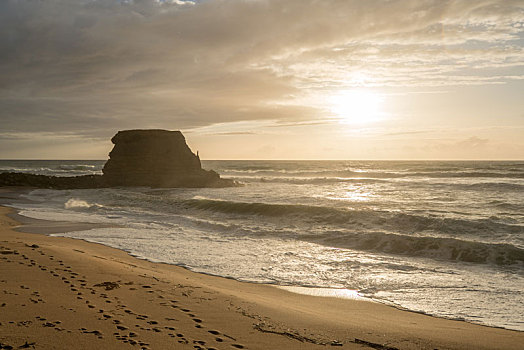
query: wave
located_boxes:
[230,176,388,185]
[414,171,524,179]
[313,231,524,266]
[458,182,524,191]
[64,198,105,211]
[182,198,524,234]
[183,198,336,217]
[222,169,378,178]
[227,176,524,191]
[221,168,524,180]
[0,166,56,173]
[181,198,524,266]
[65,198,94,209]
[58,164,98,171]
[488,201,524,211]
[0,161,103,177]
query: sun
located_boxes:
[328,90,384,124]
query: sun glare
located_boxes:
[328,90,384,124]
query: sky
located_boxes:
[0,0,523,160]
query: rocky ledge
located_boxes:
[0,130,236,189]
[0,173,107,189]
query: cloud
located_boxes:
[455,136,489,148]
[383,130,433,137]
[0,0,523,144]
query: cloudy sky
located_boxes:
[1,0,523,159]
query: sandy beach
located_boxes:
[0,202,523,350]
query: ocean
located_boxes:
[1,159,523,331]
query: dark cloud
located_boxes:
[0,0,522,147]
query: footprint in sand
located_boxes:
[80,328,103,339]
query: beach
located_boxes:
[1,202,523,350]
[2,0,523,347]
[2,160,523,332]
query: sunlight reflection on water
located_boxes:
[278,286,363,300]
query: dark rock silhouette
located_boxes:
[0,173,107,189]
[103,129,232,187]
[0,129,236,189]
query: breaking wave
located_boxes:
[58,164,98,171]
[183,198,523,232]
[64,198,104,211]
[231,176,388,185]
[313,231,524,266]
[180,198,524,266]
[220,169,524,180]
[229,176,524,191]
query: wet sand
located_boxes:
[0,203,523,349]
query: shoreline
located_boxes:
[3,193,520,333]
[1,201,523,349]
[0,205,493,331]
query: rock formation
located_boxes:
[103,129,233,187]
[0,173,106,189]
[0,129,235,189]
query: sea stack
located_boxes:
[102,129,233,188]
[0,129,234,188]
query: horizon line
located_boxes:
[1,158,523,162]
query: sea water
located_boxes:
[1,160,523,331]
